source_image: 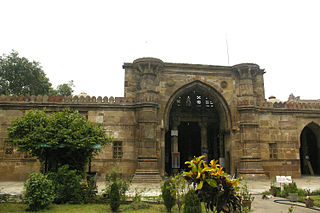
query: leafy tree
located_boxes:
[7,109,111,173]
[0,50,52,95]
[56,80,75,96]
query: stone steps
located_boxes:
[132,169,162,183]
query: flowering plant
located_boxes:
[183,155,242,213]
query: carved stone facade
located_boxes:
[1,58,320,181]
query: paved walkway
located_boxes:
[1,176,320,212]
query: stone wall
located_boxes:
[0,95,138,181]
[1,58,320,181]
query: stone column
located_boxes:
[199,121,208,157]
[171,119,179,174]
[233,64,266,179]
[131,58,164,183]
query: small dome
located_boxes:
[267,96,282,103]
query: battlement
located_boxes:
[0,95,136,105]
[261,101,320,110]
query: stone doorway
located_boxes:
[300,122,320,175]
[165,84,228,175]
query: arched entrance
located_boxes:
[164,81,231,175]
[300,122,320,175]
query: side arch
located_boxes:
[299,122,320,175]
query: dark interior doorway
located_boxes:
[178,122,201,170]
[300,125,320,175]
[165,87,225,175]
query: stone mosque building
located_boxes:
[1,58,320,181]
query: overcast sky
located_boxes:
[1,0,319,101]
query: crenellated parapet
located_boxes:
[0,95,136,105]
[260,101,320,110]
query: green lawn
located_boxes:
[0,203,204,213]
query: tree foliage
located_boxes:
[56,80,75,96]
[0,50,52,95]
[7,109,111,172]
[47,165,85,204]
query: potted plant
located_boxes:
[305,196,314,208]
[283,182,298,202]
[240,181,255,209]
[305,189,314,208]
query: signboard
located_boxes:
[171,130,178,136]
[276,176,292,183]
[172,152,180,168]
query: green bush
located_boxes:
[109,182,120,212]
[183,189,202,213]
[82,174,98,203]
[281,182,298,198]
[104,169,131,202]
[128,188,151,210]
[311,189,320,195]
[161,179,176,212]
[297,188,306,197]
[47,165,85,204]
[23,173,55,211]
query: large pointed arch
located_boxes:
[163,80,232,132]
[163,80,233,175]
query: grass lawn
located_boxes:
[0,203,213,213]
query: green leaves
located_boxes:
[7,108,111,172]
[23,173,55,211]
[0,50,52,95]
[206,179,217,188]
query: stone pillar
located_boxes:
[199,121,208,157]
[233,64,266,179]
[171,119,179,174]
[131,58,164,183]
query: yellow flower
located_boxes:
[209,159,219,168]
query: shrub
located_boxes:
[311,189,320,195]
[297,188,306,197]
[82,174,98,203]
[109,182,120,212]
[183,189,202,213]
[161,179,176,212]
[183,156,242,213]
[104,169,131,202]
[23,173,55,211]
[47,165,85,204]
[128,188,150,210]
[167,173,187,213]
[281,182,298,198]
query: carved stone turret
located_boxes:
[133,58,163,103]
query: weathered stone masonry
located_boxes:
[1,57,320,181]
